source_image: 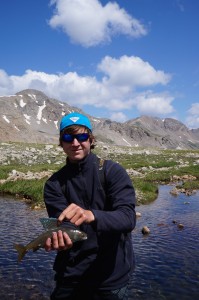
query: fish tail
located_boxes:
[14,244,27,263]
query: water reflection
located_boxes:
[0,185,199,299]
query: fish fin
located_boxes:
[14,244,27,263]
[33,245,40,252]
[40,217,58,230]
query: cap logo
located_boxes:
[70,117,80,123]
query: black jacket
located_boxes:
[44,152,136,290]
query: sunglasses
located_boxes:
[62,133,90,143]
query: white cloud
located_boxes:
[186,103,199,128]
[98,55,171,87]
[135,91,175,115]
[187,102,199,115]
[0,55,175,119]
[110,112,128,123]
[48,0,147,47]
[0,69,14,94]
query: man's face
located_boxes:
[61,127,91,162]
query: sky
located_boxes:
[0,0,199,129]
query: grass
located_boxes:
[0,178,46,204]
[0,142,199,207]
[0,164,61,180]
[133,179,158,204]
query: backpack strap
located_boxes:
[96,157,106,193]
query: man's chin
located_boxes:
[70,153,84,161]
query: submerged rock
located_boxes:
[142,226,150,235]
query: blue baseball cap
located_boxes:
[60,112,92,132]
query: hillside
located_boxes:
[0,89,199,149]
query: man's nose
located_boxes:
[72,138,80,145]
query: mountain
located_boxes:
[0,89,198,149]
[191,128,199,139]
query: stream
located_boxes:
[0,185,198,299]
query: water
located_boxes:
[0,185,198,299]
[0,197,55,300]
[130,185,199,300]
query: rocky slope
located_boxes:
[0,89,198,149]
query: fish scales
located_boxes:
[14,218,87,263]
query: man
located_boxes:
[44,112,136,300]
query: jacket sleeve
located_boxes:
[44,172,68,219]
[92,161,136,233]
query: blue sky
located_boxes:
[0,0,199,128]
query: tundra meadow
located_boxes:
[0,142,199,207]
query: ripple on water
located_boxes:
[131,186,199,299]
[0,187,199,299]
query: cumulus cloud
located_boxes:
[110,112,128,123]
[0,69,14,94]
[98,55,171,87]
[0,55,175,121]
[134,91,175,115]
[186,103,199,128]
[48,0,147,47]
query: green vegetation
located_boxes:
[0,142,199,207]
[0,178,46,203]
[133,179,158,204]
[0,164,62,180]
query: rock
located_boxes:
[136,211,142,217]
[170,187,179,196]
[142,226,150,235]
[178,223,184,229]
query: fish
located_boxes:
[14,218,87,263]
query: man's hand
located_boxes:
[58,203,95,226]
[44,203,94,252]
[44,230,73,252]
